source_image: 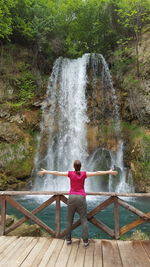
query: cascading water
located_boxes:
[109,140,134,192]
[85,54,134,193]
[100,56,134,193]
[33,53,134,193]
[34,55,90,191]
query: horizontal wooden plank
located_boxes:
[0,191,150,197]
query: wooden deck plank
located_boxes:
[0,236,17,256]
[141,240,150,258]
[30,238,53,267]
[67,239,80,267]
[102,240,123,267]
[20,237,49,267]
[0,237,28,266]
[84,241,94,267]
[38,238,60,267]
[93,239,102,267]
[15,237,39,266]
[0,236,19,260]
[55,240,72,267]
[46,239,64,267]
[0,236,10,246]
[117,240,150,267]
[73,240,86,267]
[4,237,35,267]
[0,237,149,267]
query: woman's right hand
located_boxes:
[38,168,47,176]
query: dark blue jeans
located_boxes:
[66,195,88,241]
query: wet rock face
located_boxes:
[0,122,24,143]
[0,46,47,190]
[86,70,116,125]
[0,80,15,102]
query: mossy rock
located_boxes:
[121,230,149,241]
[0,173,30,190]
[0,215,14,227]
[7,224,42,237]
[0,174,10,190]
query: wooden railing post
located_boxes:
[0,196,6,235]
[114,196,120,240]
[55,195,61,238]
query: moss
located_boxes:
[0,139,36,189]
[121,230,149,241]
[7,224,42,237]
[0,174,9,190]
[0,215,15,227]
[121,122,150,191]
[0,173,28,190]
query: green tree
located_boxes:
[0,0,17,39]
[116,0,150,76]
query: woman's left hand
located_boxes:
[109,170,118,175]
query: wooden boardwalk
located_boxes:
[0,236,150,267]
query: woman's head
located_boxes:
[73,160,81,174]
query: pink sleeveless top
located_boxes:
[68,171,87,196]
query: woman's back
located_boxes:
[68,171,87,196]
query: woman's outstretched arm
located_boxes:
[86,170,118,177]
[38,168,68,177]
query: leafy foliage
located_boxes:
[0,0,150,59]
[16,63,36,105]
[0,0,17,39]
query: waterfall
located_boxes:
[88,54,134,192]
[33,53,134,193]
[109,140,134,192]
[34,55,90,191]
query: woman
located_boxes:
[38,160,117,247]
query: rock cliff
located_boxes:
[0,33,150,192]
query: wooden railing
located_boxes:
[0,191,150,239]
